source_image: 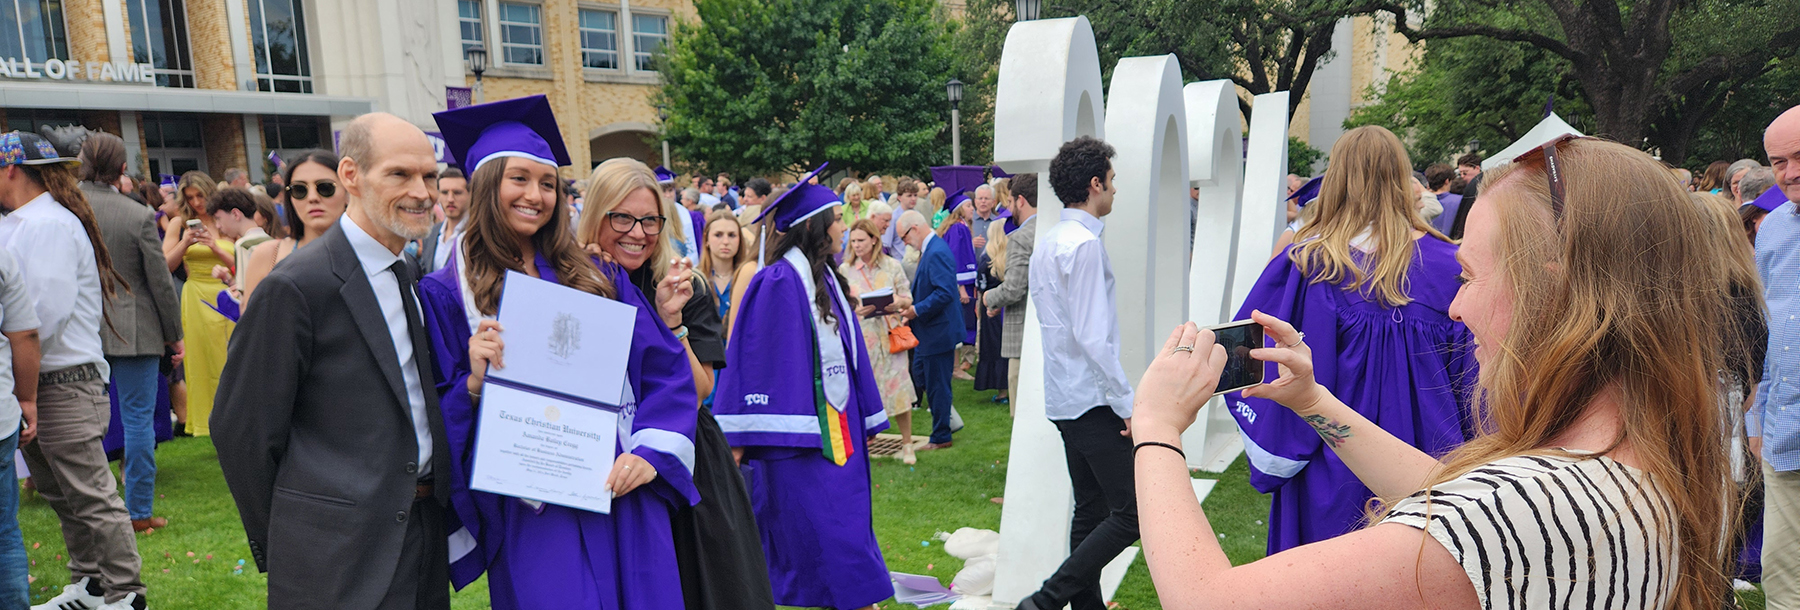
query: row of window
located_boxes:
[459,0,668,72]
[1,0,309,91]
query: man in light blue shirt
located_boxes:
[1754,104,1800,609]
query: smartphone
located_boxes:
[1205,319,1265,396]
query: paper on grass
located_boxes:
[494,270,636,404]
[890,572,961,607]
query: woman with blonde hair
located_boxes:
[576,157,773,609]
[840,218,918,463]
[159,170,234,435]
[841,181,869,225]
[973,220,1010,402]
[937,199,980,379]
[1128,136,1733,610]
[1210,125,1474,554]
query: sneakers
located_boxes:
[31,578,146,610]
[33,577,103,610]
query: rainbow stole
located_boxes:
[809,311,854,466]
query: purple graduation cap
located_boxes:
[431,94,570,172]
[753,163,841,232]
[1750,184,1790,213]
[654,166,677,185]
[1288,175,1322,207]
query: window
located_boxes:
[142,113,204,149]
[497,2,542,65]
[630,13,667,71]
[126,0,193,88]
[247,0,312,93]
[578,8,616,70]
[4,109,77,134]
[0,0,67,62]
[457,0,481,55]
[261,115,323,151]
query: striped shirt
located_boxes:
[1380,453,1677,610]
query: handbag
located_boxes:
[888,323,919,353]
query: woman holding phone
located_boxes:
[1222,126,1475,555]
[160,171,233,436]
[1128,136,1732,610]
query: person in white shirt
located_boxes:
[0,130,148,610]
[1018,136,1137,610]
[206,188,273,296]
[421,166,470,273]
[0,245,40,609]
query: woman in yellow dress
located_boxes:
[159,171,234,436]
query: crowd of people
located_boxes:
[0,88,1786,610]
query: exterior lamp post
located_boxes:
[947,78,964,166]
[1015,0,1041,20]
[466,45,488,103]
[658,105,671,168]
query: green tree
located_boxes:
[655,0,957,176]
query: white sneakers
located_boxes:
[30,578,146,610]
[32,577,103,610]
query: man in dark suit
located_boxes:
[212,113,451,610]
[79,132,182,533]
[899,209,963,449]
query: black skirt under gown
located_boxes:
[671,406,776,610]
[973,253,1008,392]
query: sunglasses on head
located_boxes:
[286,181,338,200]
[1510,134,1593,221]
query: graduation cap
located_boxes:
[753,163,840,232]
[1287,176,1322,207]
[1749,184,1790,213]
[654,166,677,185]
[432,94,570,173]
[1484,112,1584,172]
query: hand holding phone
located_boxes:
[1130,322,1230,440]
[1206,319,1266,396]
[1242,310,1326,414]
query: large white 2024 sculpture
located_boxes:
[989,16,1291,606]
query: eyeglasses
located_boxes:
[286,181,338,200]
[606,212,666,236]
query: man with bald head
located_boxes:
[1754,104,1800,610]
[213,113,451,609]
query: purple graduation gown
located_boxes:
[1224,237,1477,555]
[713,256,894,609]
[942,223,979,345]
[418,254,699,610]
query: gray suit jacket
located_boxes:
[83,182,181,356]
[212,225,450,608]
[418,222,443,274]
[982,215,1035,359]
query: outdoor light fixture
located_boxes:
[946,79,964,108]
[466,45,488,103]
[947,79,964,166]
[1015,0,1041,21]
[658,104,672,167]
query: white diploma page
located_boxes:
[493,270,636,404]
[471,382,619,513]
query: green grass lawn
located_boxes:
[16,378,1770,609]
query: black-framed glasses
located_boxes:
[606,212,666,236]
[286,181,338,200]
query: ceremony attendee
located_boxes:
[698,176,722,208]
[738,177,771,212]
[223,168,250,189]
[898,208,962,449]
[841,181,871,225]
[0,130,146,610]
[160,171,232,436]
[715,165,893,609]
[1014,137,1135,610]
[841,219,917,464]
[1729,158,1762,202]
[672,188,705,266]
[212,113,451,609]
[973,220,1009,403]
[240,150,346,301]
[1131,136,1734,610]
[1226,126,1473,555]
[419,167,469,273]
[1454,153,1483,187]
[864,201,894,240]
[81,132,182,533]
[982,172,1037,411]
[206,188,274,296]
[938,200,978,380]
[415,101,699,609]
[1700,160,1732,194]
[702,209,755,334]
[1424,163,1463,235]
[1741,167,1777,210]
[0,243,37,609]
[577,157,771,610]
[884,178,920,259]
[970,184,1004,250]
[1755,105,1800,609]
[868,174,889,203]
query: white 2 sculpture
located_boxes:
[990,16,1293,607]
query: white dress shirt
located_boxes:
[1028,207,1133,421]
[0,191,109,379]
[0,249,39,437]
[340,215,434,476]
[433,219,463,272]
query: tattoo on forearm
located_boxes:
[1303,414,1352,448]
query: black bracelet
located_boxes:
[1134,441,1185,459]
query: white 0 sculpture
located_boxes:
[989,15,1294,608]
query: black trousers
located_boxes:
[1031,407,1140,610]
[376,498,451,610]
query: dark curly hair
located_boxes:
[1048,136,1114,207]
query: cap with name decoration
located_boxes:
[1750,184,1790,213]
[1288,175,1322,207]
[654,166,677,184]
[432,94,570,172]
[0,131,78,168]
[753,163,840,231]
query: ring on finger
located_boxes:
[1278,331,1306,348]
[1172,345,1195,353]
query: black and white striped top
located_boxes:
[1380,453,1678,610]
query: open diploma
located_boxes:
[471,383,619,513]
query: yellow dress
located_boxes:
[179,239,235,436]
